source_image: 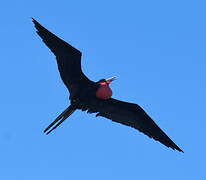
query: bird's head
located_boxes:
[97,76,117,85]
[96,76,117,100]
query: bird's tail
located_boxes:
[43,105,76,135]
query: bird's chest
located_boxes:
[96,84,112,100]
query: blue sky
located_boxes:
[1,0,205,179]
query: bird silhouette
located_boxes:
[32,18,183,152]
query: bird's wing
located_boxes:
[32,18,94,95]
[85,98,183,152]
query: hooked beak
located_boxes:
[106,76,117,83]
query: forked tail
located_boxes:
[44,105,76,135]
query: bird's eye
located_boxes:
[98,79,106,83]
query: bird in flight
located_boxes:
[32,18,183,152]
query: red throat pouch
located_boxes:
[96,82,112,99]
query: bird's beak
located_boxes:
[106,76,117,83]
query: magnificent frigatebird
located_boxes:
[32,18,183,152]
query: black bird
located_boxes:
[32,18,183,152]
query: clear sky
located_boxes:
[1,0,205,179]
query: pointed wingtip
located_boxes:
[178,148,184,153]
[31,17,35,22]
[173,145,184,153]
[32,18,39,29]
[31,18,40,27]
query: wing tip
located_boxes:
[174,146,184,153]
[168,142,183,153]
[31,17,40,33]
[31,17,37,24]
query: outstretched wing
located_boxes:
[32,18,94,95]
[86,98,183,152]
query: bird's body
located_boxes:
[32,18,183,152]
